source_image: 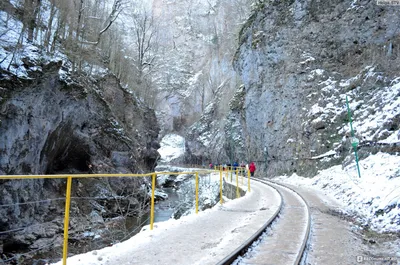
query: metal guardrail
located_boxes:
[0,169,251,265]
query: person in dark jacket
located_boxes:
[233,162,239,171]
[249,162,256,177]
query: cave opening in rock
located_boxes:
[49,144,90,173]
[3,240,30,254]
[43,131,91,174]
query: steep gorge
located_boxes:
[234,0,400,176]
[2,0,400,262]
[187,0,400,177]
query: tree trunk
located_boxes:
[75,0,84,73]
[201,84,205,113]
[44,0,57,51]
[7,25,26,71]
[33,0,42,43]
[24,0,34,42]
[23,0,41,42]
[51,15,63,53]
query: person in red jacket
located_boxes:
[249,162,256,177]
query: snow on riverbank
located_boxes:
[274,152,400,233]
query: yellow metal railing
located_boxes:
[150,173,156,231]
[62,176,72,264]
[0,168,251,265]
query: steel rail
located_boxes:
[258,178,312,265]
[216,179,283,265]
[217,177,311,265]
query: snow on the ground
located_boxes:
[157,134,185,163]
[274,152,400,233]
[50,208,207,265]
[299,65,400,233]
[50,172,246,265]
[0,11,33,78]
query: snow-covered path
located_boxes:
[50,171,400,265]
[237,180,310,265]
[49,140,400,265]
[51,179,280,265]
[276,183,360,265]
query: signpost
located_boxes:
[346,96,362,178]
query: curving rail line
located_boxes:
[217,177,311,265]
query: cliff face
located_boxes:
[231,0,400,176]
[0,63,159,175]
[0,60,160,261]
[186,84,247,164]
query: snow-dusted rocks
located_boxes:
[274,152,400,233]
[231,0,400,178]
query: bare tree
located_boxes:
[24,0,41,42]
[6,0,41,70]
[131,10,158,83]
[43,0,58,51]
[108,1,160,107]
[82,0,125,46]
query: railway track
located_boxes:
[51,175,311,265]
[218,178,311,265]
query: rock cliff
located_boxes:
[0,64,159,175]
[233,0,400,176]
[188,0,400,177]
[0,58,160,261]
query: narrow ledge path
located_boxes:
[274,182,364,265]
[237,180,310,265]
[55,178,281,265]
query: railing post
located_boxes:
[219,169,223,205]
[195,172,199,214]
[150,173,156,230]
[247,169,251,192]
[62,176,73,265]
[236,172,239,198]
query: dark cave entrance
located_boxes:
[2,240,30,254]
[42,123,91,174]
[47,142,91,173]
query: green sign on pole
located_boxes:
[346,96,361,178]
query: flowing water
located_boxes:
[153,187,181,223]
